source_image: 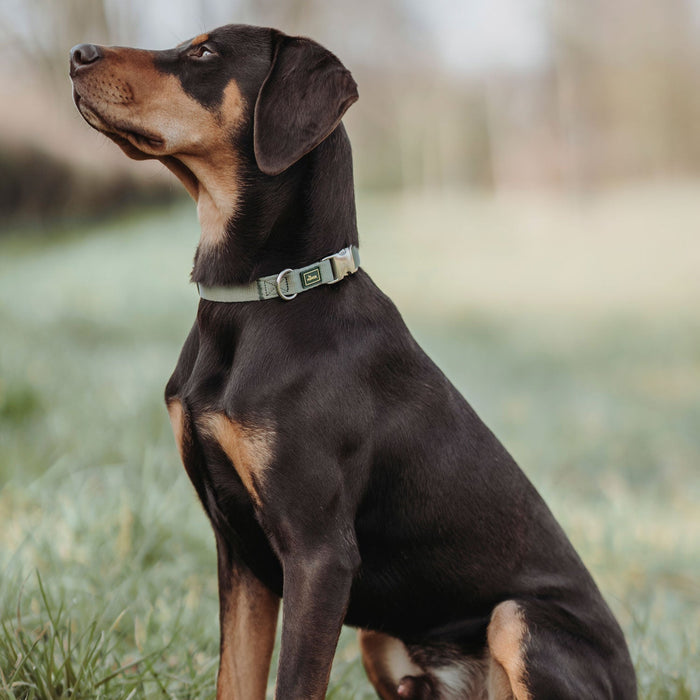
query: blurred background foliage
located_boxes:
[1,0,700,226]
[0,1,699,698]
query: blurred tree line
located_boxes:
[0,0,698,227]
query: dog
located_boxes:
[70,24,637,700]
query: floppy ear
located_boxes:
[254,34,358,176]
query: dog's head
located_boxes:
[69,24,358,185]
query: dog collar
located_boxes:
[196,245,360,302]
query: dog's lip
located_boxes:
[73,90,164,150]
[123,126,165,149]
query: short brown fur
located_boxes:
[359,630,420,700]
[190,33,210,46]
[487,601,531,700]
[189,83,246,249]
[198,413,275,507]
[166,398,186,463]
[217,567,280,700]
[488,661,516,700]
[72,47,245,246]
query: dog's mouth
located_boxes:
[73,89,165,156]
[119,126,164,151]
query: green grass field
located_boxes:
[1,187,698,698]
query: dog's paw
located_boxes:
[397,674,434,699]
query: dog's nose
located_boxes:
[70,43,103,70]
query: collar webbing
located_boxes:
[197,245,360,303]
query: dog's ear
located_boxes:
[253,34,358,176]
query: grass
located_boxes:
[1,185,699,698]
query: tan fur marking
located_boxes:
[487,601,531,700]
[488,660,516,699]
[187,81,245,247]
[220,80,246,125]
[192,146,240,249]
[161,157,199,199]
[191,33,210,46]
[73,47,245,246]
[166,398,186,462]
[217,570,279,699]
[359,630,421,700]
[198,413,274,507]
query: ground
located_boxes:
[0,186,698,698]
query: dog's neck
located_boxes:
[189,125,359,288]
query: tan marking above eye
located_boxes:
[189,33,210,47]
[487,600,532,700]
[197,413,275,507]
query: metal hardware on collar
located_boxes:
[196,245,360,303]
[276,268,297,301]
[323,246,358,284]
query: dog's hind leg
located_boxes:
[360,630,490,700]
[486,599,637,700]
[486,602,530,700]
[359,630,422,699]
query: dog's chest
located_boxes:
[196,410,275,508]
[167,397,274,509]
[166,394,283,589]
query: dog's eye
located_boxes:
[190,44,216,59]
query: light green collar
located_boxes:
[197,245,360,302]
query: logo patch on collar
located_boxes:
[301,266,322,288]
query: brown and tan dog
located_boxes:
[70,24,637,700]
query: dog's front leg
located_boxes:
[274,540,359,700]
[215,535,280,700]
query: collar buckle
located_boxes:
[323,246,360,284]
